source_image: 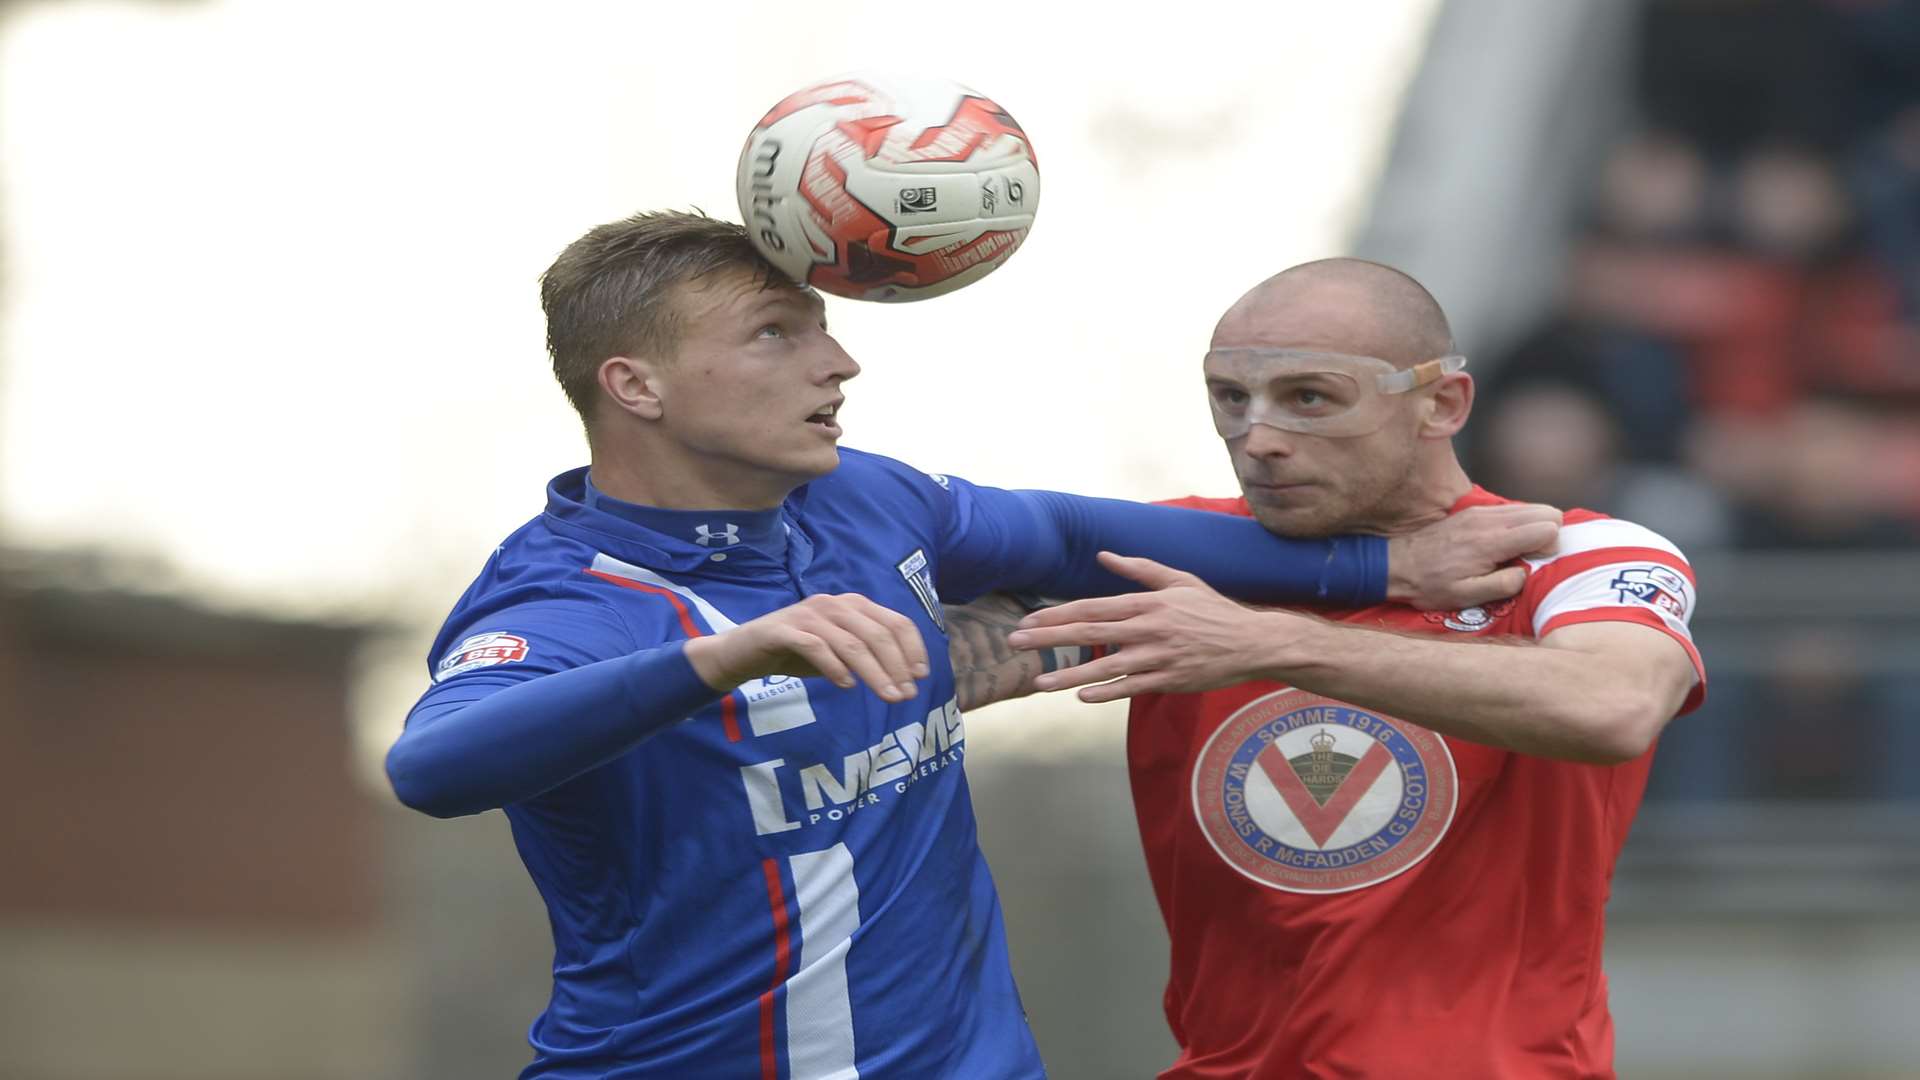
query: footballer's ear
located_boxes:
[1418,372,1473,439]
[597,356,665,421]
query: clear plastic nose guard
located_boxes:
[1203,347,1467,438]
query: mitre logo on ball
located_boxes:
[736,71,1041,302]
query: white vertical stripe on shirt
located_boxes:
[785,843,861,1080]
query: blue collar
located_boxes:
[582,474,790,560]
[541,467,816,585]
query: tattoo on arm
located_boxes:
[945,593,1048,712]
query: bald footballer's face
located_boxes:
[1214,361,1425,537]
[1207,275,1446,537]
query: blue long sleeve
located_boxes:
[936,486,1388,607]
[387,640,718,818]
[1023,491,1385,604]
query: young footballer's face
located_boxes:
[650,270,858,502]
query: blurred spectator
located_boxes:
[1593,131,1712,245]
[1477,381,1620,510]
[1549,130,1918,539]
[1722,144,1916,404]
[1484,316,1696,463]
[1472,377,1732,552]
[1689,394,1920,549]
[1504,0,1920,809]
[1727,144,1853,261]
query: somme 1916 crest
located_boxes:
[1191,689,1457,894]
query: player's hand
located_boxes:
[684,594,931,703]
[1005,551,1304,704]
[1387,503,1560,611]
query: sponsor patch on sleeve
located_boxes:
[1607,565,1693,620]
[435,631,530,682]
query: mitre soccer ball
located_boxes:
[737,72,1040,302]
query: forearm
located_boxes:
[1011,491,1386,605]
[386,641,720,817]
[945,593,1090,711]
[1264,619,1663,763]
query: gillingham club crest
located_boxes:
[1191,689,1458,894]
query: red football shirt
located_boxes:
[1127,487,1705,1080]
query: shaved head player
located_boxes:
[952,258,1704,1079]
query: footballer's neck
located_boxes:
[589,450,799,511]
[1370,450,1476,537]
[586,424,805,510]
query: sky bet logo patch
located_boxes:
[434,631,529,682]
[1610,566,1691,620]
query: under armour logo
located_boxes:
[694,523,741,547]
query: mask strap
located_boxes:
[1378,354,1467,394]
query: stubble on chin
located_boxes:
[1246,499,1345,539]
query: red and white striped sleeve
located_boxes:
[1519,515,1706,713]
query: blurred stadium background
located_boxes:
[2,0,1916,1077]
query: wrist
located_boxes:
[1383,535,1414,603]
[683,633,749,692]
[1253,609,1326,682]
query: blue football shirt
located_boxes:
[396,449,1385,1078]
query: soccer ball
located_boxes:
[737,72,1040,302]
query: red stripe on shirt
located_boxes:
[584,568,745,741]
[1527,546,1696,597]
[1519,546,1694,636]
[759,858,793,1080]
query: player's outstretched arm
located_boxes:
[931,503,1558,713]
[388,595,929,818]
[961,489,1387,606]
[1006,552,1699,765]
[937,481,1556,613]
